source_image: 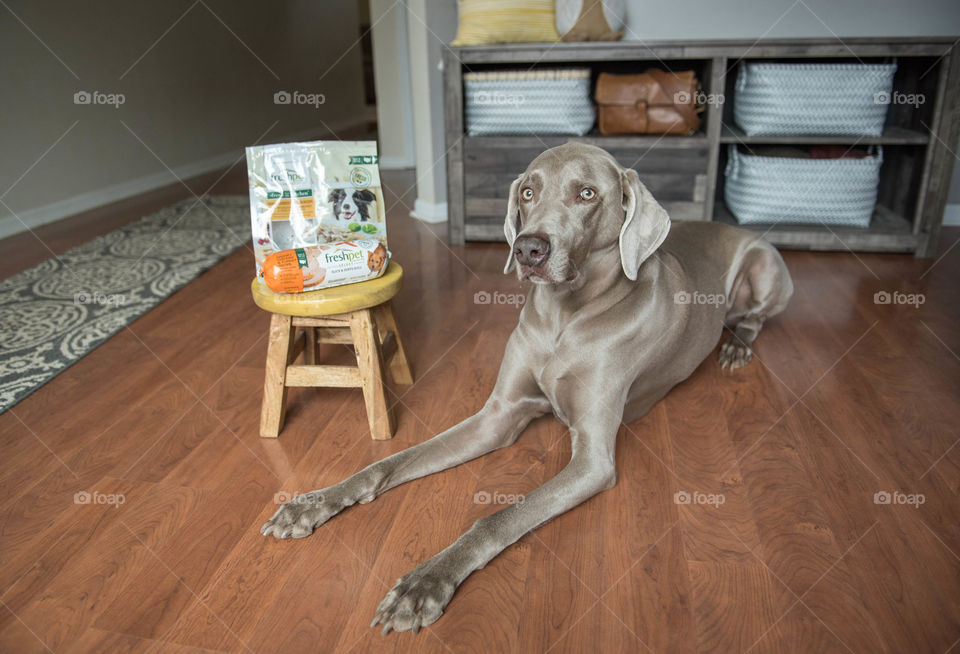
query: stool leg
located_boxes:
[350,309,396,440]
[305,326,319,364]
[375,301,414,386]
[260,313,295,438]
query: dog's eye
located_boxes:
[579,188,596,201]
[521,187,534,201]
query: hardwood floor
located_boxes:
[1,167,959,653]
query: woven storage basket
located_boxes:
[724,146,882,227]
[734,62,896,136]
[464,68,595,136]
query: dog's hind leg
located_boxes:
[261,338,549,539]
[719,242,793,370]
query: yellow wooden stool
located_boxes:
[251,262,413,440]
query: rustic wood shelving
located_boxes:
[444,37,960,256]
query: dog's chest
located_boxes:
[531,356,570,425]
[525,320,621,425]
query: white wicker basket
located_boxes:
[724,146,882,227]
[734,62,896,136]
[464,69,595,136]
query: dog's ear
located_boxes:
[328,188,342,203]
[502,176,523,275]
[355,189,376,203]
[619,167,670,281]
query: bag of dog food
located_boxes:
[246,140,388,289]
[262,240,388,294]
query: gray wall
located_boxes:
[621,0,960,40]
[406,0,459,220]
[1,0,367,236]
[370,0,416,169]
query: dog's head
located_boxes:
[330,188,376,221]
[367,243,387,273]
[502,143,670,284]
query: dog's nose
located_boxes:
[514,235,551,267]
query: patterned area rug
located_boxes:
[0,196,251,412]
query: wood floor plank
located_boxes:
[90,470,272,640]
[68,627,223,654]
[664,365,764,566]
[686,560,793,653]
[0,479,205,650]
[0,607,52,654]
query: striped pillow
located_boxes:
[451,0,561,46]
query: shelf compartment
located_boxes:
[715,203,919,252]
[462,137,711,231]
[720,124,929,145]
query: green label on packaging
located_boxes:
[295,248,308,268]
[267,189,313,200]
[348,155,378,165]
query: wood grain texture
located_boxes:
[375,301,415,386]
[259,314,294,438]
[1,166,959,653]
[350,308,395,440]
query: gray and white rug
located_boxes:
[0,196,251,412]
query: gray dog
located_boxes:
[261,142,793,634]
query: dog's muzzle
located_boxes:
[513,235,550,267]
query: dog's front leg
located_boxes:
[371,407,621,634]
[261,349,548,539]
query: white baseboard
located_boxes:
[410,199,447,224]
[0,119,367,240]
[378,155,415,170]
[0,151,240,240]
[943,203,960,226]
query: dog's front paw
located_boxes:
[260,490,339,539]
[370,564,457,635]
[719,339,753,370]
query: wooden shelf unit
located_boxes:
[443,37,960,256]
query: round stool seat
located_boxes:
[251,261,403,317]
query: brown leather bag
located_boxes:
[595,70,702,135]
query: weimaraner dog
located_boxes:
[261,142,793,634]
